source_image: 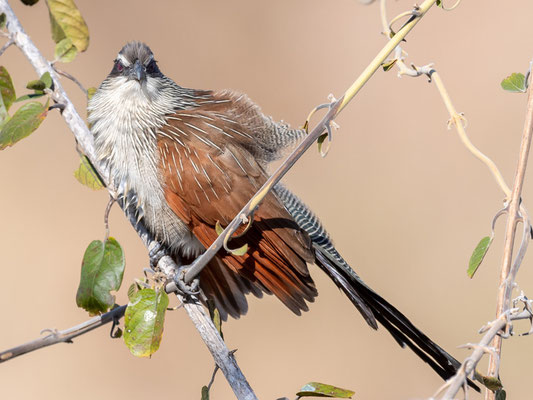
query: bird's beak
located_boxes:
[132,60,146,82]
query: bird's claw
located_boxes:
[173,264,201,296]
[148,241,166,269]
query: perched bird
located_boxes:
[88,41,477,388]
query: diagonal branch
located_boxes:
[182,0,439,284]
[0,1,256,399]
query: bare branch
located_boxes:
[0,305,126,363]
[433,314,507,400]
[484,73,533,400]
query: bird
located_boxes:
[88,41,478,389]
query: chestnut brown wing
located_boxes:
[157,99,317,317]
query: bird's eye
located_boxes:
[146,59,158,74]
[115,60,124,72]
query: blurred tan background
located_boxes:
[1,1,533,399]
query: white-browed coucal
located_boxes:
[88,41,477,389]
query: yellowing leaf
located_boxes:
[215,221,224,236]
[74,155,104,190]
[229,243,248,256]
[54,37,77,63]
[0,101,48,150]
[87,87,97,100]
[47,0,89,52]
[207,299,223,339]
[124,289,169,357]
[297,382,355,398]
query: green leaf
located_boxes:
[73,155,104,190]
[0,95,8,129]
[76,237,125,315]
[0,101,48,150]
[40,72,53,89]
[47,0,89,52]
[296,382,355,398]
[21,0,40,5]
[467,236,493,278]
[201,386,209,400]
[26,79,46,91]
[436,0,442,7]
[124,288,169,357]
[54,37,77,63]
[0,66,16,111]
[382,59,397,72]
[0,13,6,29]
[501,72,526,93]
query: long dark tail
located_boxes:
[274,184,479,391]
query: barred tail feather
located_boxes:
[274,183,480,391]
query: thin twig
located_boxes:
[432,72,512,197]
[52,64,88,96]
[0,38,13,56]
[0,305,126,363]
[104,195,114,241]
[484,75,533,400]
[435,315,507,400]
[379,0,511,197]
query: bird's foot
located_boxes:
[148,241,166,269]
[173,263,201,296]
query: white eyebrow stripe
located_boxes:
[116,53,131,66]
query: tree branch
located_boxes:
[0,2,257,399]
[484,73,533,400]
[182,0,439,284]
[0,305,126,363]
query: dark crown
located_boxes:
[118,41,154,65]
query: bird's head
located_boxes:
[111,41,162,84]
